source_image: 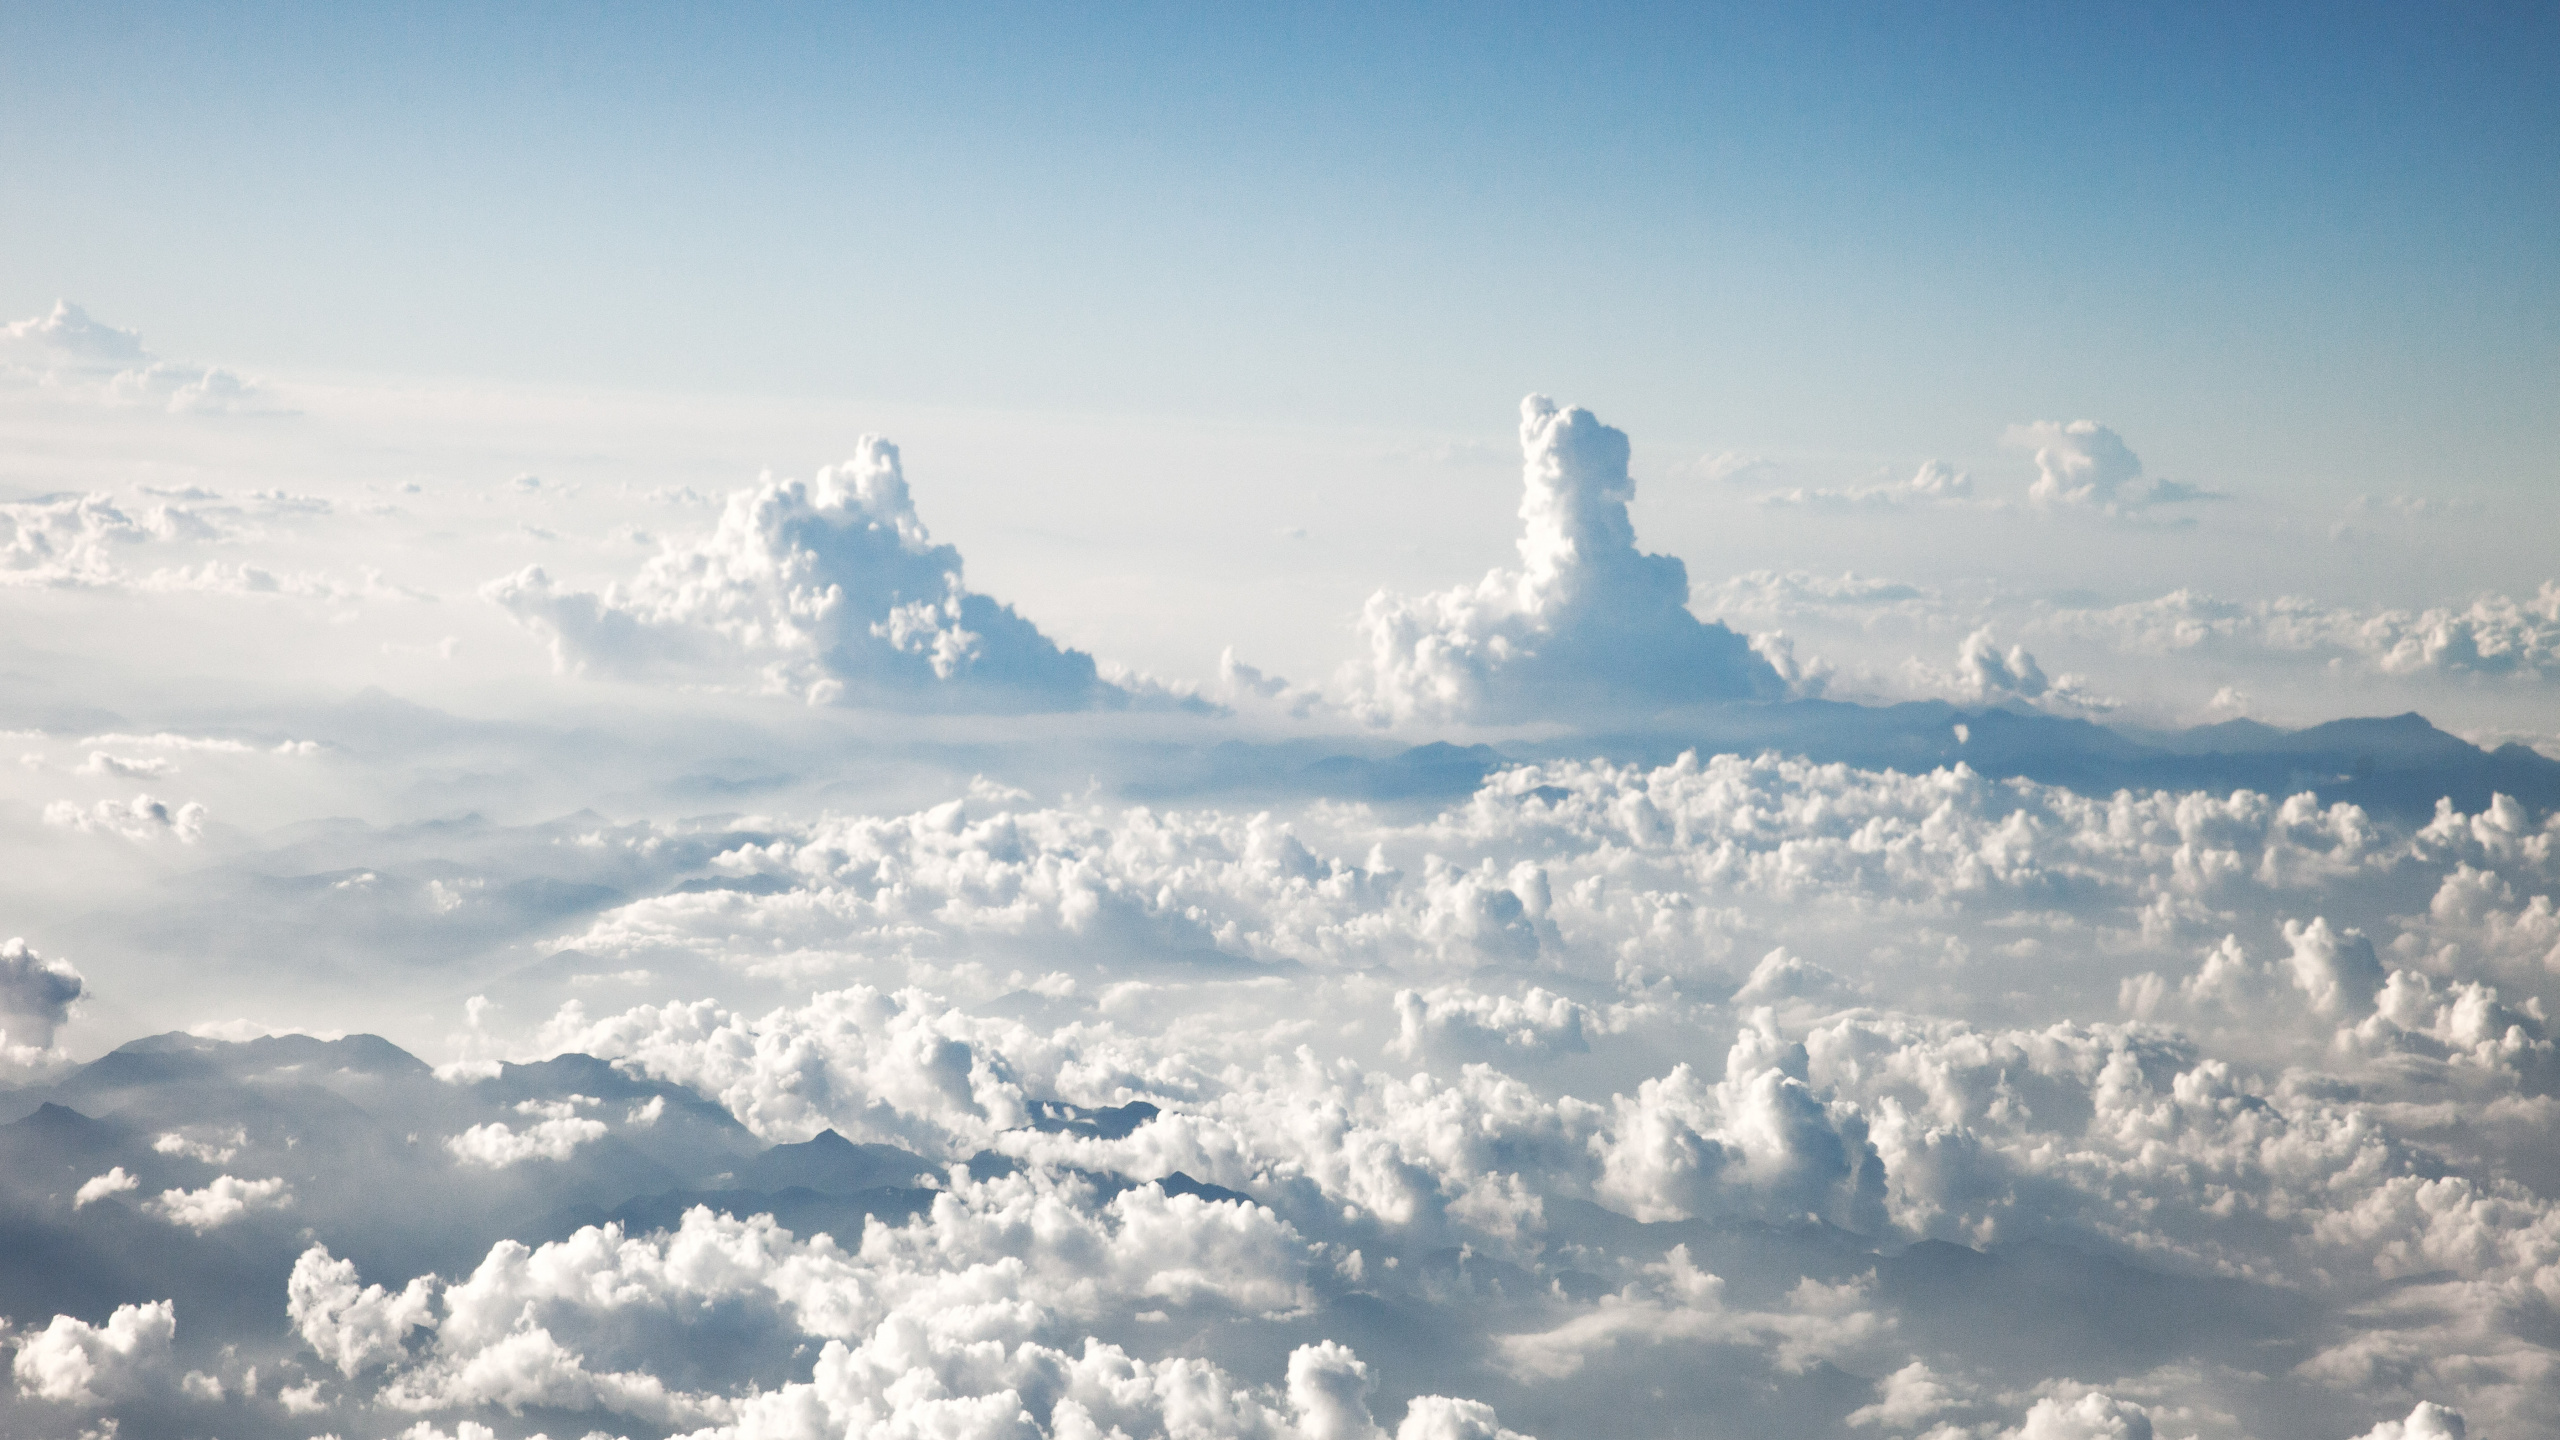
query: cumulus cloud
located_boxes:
[145,1175,293,1231]
[2008,1391,2153,1440]
[0,937,87,1048]
[1913,627,2116,713]
[285,1194,1527,1439]
[2350,1402,2466,1440]
[0,490,230,588]
[1349,395,1781,724]
[7,751,2560,1433]
[2010,420,2209,515]
[72,1167,138,1208]
[0,300,266,412]
[1592,1012,1888,1230]
[11,1300,176,1405]
[289,1245,441,1377]
[2048,582,2560,682]
[43,792,207,842]
[484,437,1144,710]
[446,1098,610,1167]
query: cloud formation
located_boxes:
[1350,396,1781,724]
[0,937,87,1050]
[0,300,263,413]
[2011,420,2209,515]
[486,438,1145,710]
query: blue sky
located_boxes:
[5,2,2553,492]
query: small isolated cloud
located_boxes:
[1758,459,1975,510]
[1704,568,1929,617]
[445,1098,609,1167]
[77,751,176,778]
[1847,1361,1966,1429]
[485,437,1150,711]
[1914,627,2115,713]
[145,1175,293,1231]
[72,1168,138,1209]
[1351,395,1782,724]
[43,793,207,842]
[2010,420,2210,515]
[0,301,267,413]
[0,938,87,1048]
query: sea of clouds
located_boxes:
[2,305,2556,1440]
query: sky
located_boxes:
[1,7,2558,1440]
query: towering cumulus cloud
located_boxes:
[486,438,1131,710]
[1355,396,1780,725]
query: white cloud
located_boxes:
[2010,420,2207,515]
[2349,1402,2466,1440]
[2282,915,2388,1017]
[43,792,207,842]
[1348,395,1781,724]
[0,937,87,1048]
[0,300,267,413]
[2006,1391,2153,1440]
[484,437,1140,710]
[76,751,176,778]
[72,1168,139,1208]
[10,1300,175,1405]
[1912,627,2116,713]
[288,1246,440,1377]
[1757,459,1976,510]
[446,1099,610,1167]
[145,1175,293,1231]
[2049,582,2560,682]
[1846,1360,1965,1429]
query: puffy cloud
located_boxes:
[144,1174,293,1231]
[2007,1391,2153,1440]
[2011,421,2206,515]
[2281,916,2387,1017]
[1592,1013,1888,1230]
[10,1300,176,1405]
[285,1194,1423,1438]
[72,1168,138,1208]
[2350,1402,2466,1440]
[1391,1396,1535,1440]
[1286,1339,1383,1440]
[2045,583,2560,681]
[1349,395,1781,724]
[484,437,1141,710]
[1919,628,2116,713]
[1390,985,1604,1059]
[43,792,207,842]
[0,492,148,587]
[446,1097,611,1167]
[0,937,87,1048]
[0,301,265,413]
[19,721,2560,1433]
[1495,1245,1891,1382]
[289,1245,440,1377]
[1846,1360,1964,1429]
